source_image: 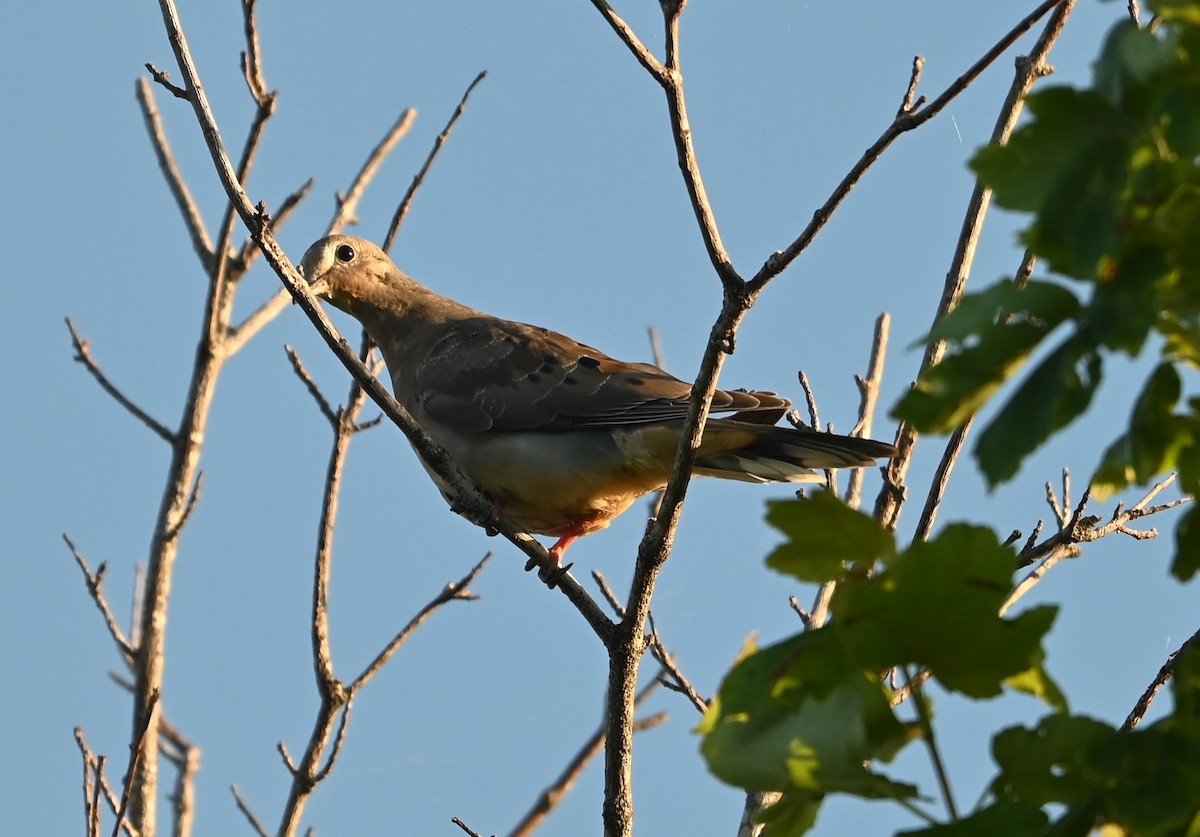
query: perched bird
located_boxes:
[300,235,895,569]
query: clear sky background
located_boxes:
[3,1,1194,835]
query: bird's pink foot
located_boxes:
[524,533,580,588]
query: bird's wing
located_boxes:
[413,317,788,433]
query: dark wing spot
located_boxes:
[543,355,558,366]
[578,356,601,369]
[527,373,542,384]
[626,377,645,386]
[563,376,578,386]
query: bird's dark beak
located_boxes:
[298,273,329,304]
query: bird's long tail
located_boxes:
[694,420,896,484]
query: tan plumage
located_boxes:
[300,235,896,564]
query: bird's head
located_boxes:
[299,235,412,318]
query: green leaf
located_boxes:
[897,801,1048,836]
[975,338,1102,487]
[894,323,1049,433]
[754,791,823,836]
[1005,665,1068,713]
[832,525,1059,699]
[1174,506,1200,582]
[991,714,1116,807]
[972,87,1127,217]
[765,493,895,583]
[1092,363,1194,500]
[700,633,916,798]
[1155,0,1200,26]
[896,280,1082,435]
[992,704,1200,835]
[924,279,1081,346]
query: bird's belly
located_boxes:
[450,429,668,536]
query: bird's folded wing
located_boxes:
[414,317,788,433]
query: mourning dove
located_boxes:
[300,235,896,568]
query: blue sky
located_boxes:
[3,2,1193,835]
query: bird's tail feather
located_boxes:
[695,423,896,483]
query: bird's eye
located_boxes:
[335,244,356,263]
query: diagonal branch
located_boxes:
[65,534,137,660]
[875,0,1075,534]
[383,71,487,251]
[66,318,177,445]
[750,0,1072,294]
[135,78,214,271]
[330,108,417,236]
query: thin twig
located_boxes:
[66,318,177,444]
[903,666,958,821]
[1123,626,1200,730]
[135,78,214,270]
[350,555,489,691]
[64,534,136,659]
[286,345,338,425]
[452,818,485,837]
[846,313,890,511]
[330,109,417,236]
[508,679,667,837]
[875,0,1075,534]
[383,71,487,251]
[231,786,270,837]
[113,689,160,837]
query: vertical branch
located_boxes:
[874,0,1076,534]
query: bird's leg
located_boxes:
[524,536,575,588]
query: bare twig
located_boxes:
[1123,626,1200,731]
[64,534,136,660]
[508,679,667,837]
[351,556,488,691]
[114,690,160,837]
[135,78,214,270]
[383,70,487,251]
[231,786,270,837]
[1017,473,1188,569]
[875,0,1075,534]
[452,818,486,837]
[285,345,337,425]
[330,109,417,236]
[66,318,177,444]
[846,313,890,511]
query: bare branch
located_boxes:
[846,313,890,510]
[452,818,486,837]
[144,62,188,100]
[1123,625,1200,731]
[66,318,177,444]
[64,534,136,660]
[226,289,291,357]
[350,554,489,691]
[114,689,160,837]
[231,177,315,283]
[135,78,214,270]
[587,1,667,82]
[875,0,1075,533]
[239,0,271,105]
[231,786,270,837]
[331,109,418,236]
[897,56,927,117]
[285,345,338,426]
[508,679,667,837]
[383,70,488,251]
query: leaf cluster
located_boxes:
[701,494,1200,835]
